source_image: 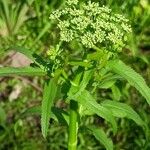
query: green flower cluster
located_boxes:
[47,44,63,73]
[50,0,131,52]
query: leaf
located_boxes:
[51,107,69,126]
[69,61,91,67]
[77,90,117,133]
[0,67,46,77]
[87,51,105,60]
[20,106,69,126]
[88,126,113,150]
[99,80,116,89]
[98,74,121,89]
[111,85,121,101]
[101,100,145,126]
[68,69,93,100]
[41,79,58,138]
[74,69,93,96]
[108,59,150,105]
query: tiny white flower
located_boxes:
[50,0,132,53]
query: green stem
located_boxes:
[68,100,78,150]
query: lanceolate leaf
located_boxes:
[68,69,93,100]
[41,79,58,138]
[99,80,116,89]
[73,69,93,98]
[101,100,145,126]
[0,67,46,76]
[108,59,150,105]
[88,126,113,150]
[111,85,121,101]
[21,106,69,126]
[13,1,35,34]
[51,107,69,126]
[77,90,117,133]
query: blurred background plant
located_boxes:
[0,0,149,149]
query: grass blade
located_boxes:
[51,107,69,126]
[33,23,52,43]
[13,3,28,34]
[41,79,58,138]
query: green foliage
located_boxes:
[108,59,150,105]
[101,100,145,126]
[88,126,113,150]
[68,69,93,100]
[0,67,46,77]
[0,0,34,36]
[0,0,150,149]
[41,79,58,138]
[77,90,117,133]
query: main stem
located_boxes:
[68,100,78,150]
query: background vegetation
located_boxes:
[0,0,149,149]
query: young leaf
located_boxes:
[68,69,93,100]
[77,90,117,133]
[108,59,150,105]
[98,74,122,89]
[69,61,91,67]
[101,100,145,126]
[111,85,121,101]
[88,126,113,150]
[99,80,116,89]
[41,79,57,138]
[75,69,93,96]
[13,1,35,34]
[51,107,69,126]
[0,67,46,76]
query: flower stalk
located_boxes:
[68,100,78,150]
